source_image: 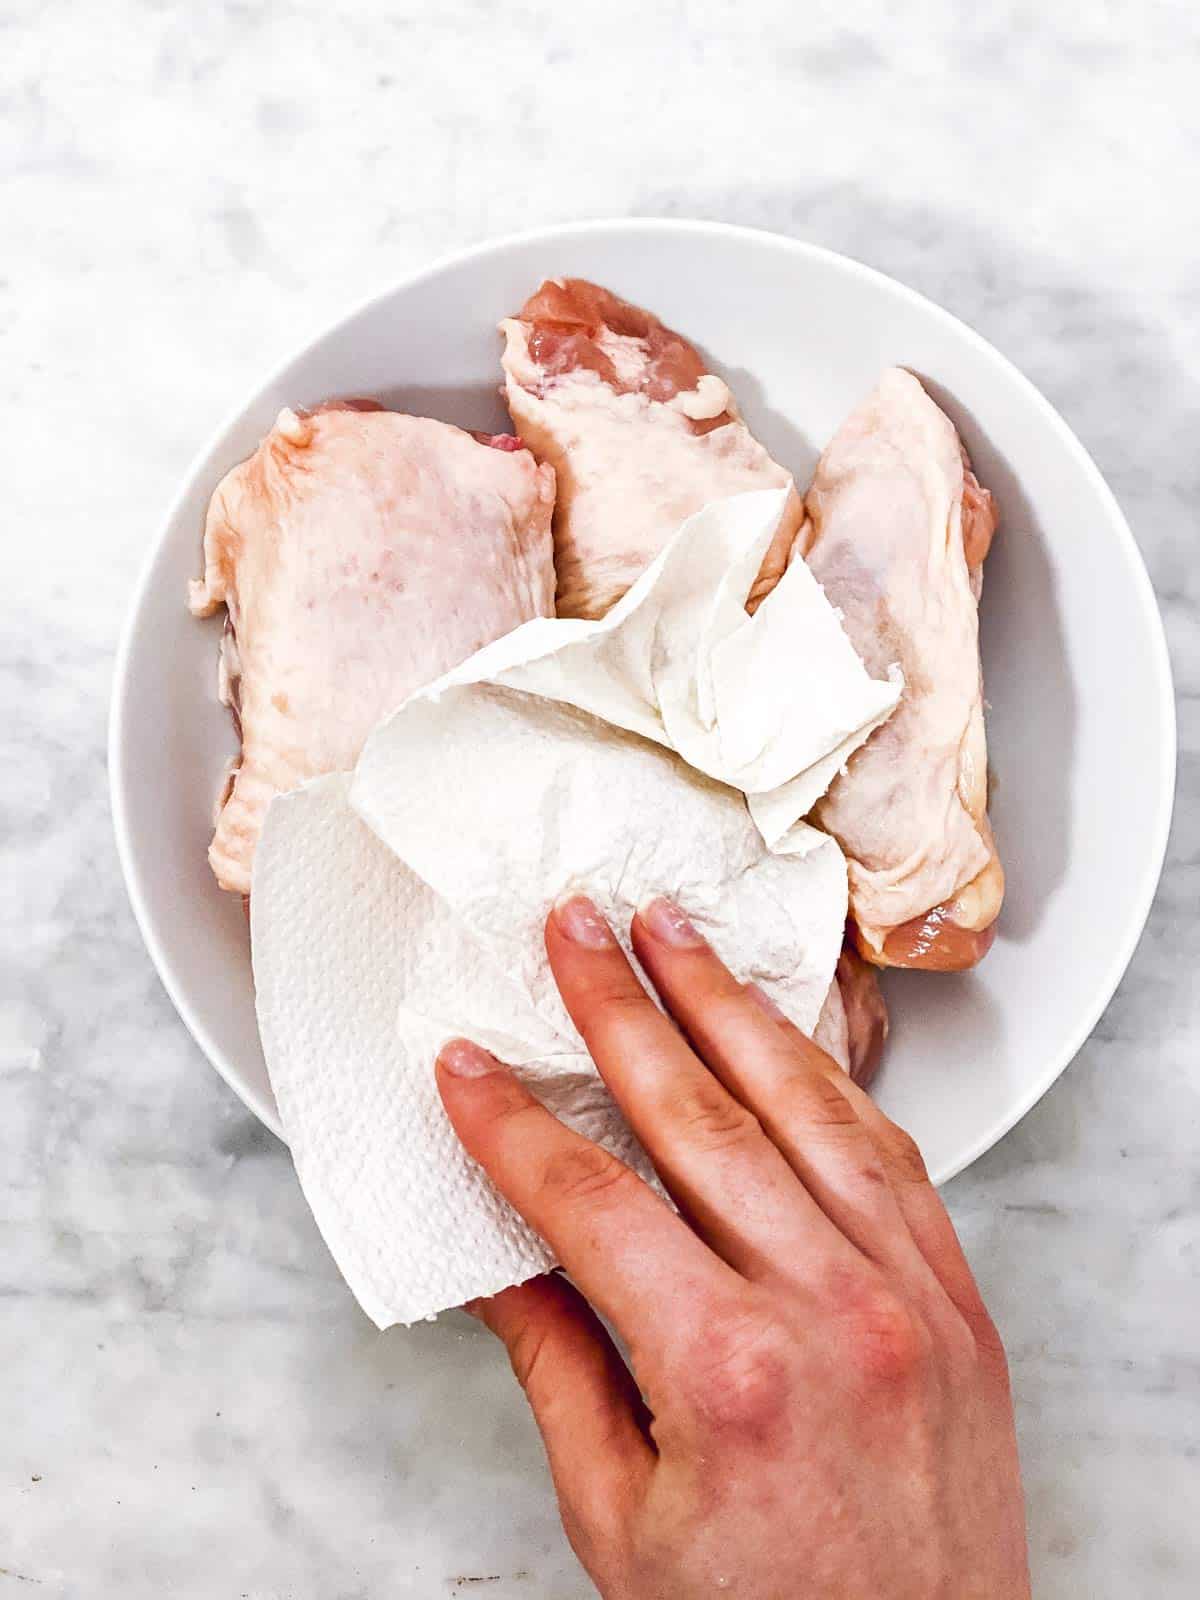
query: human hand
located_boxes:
[436,895,1030,1599]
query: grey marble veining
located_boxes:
[2,2,1197,1595]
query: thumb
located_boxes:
[469,1274,653,1538]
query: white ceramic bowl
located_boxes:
[110,219,1175,1181]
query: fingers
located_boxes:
[470,1275,654,1530]
[630,898,938,1291]
[545,897,861,1284]
[722,981,995,1332]
[436,1038,738,1355]
[833,1092,998,1339]
[722,979,995,1337]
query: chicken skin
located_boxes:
[812,941,890,1087]
[801,369,1003,971]
[500,278,803,619]
[189,404,556,894]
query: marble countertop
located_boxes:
[3,3,1197,1594]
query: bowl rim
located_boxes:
[108,216,1178,1178]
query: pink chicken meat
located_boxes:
[802,368,1004,971]
[500,279,803,620]
[813,941,891,1088]
[190,403,556,895]
[500,277,888,1071]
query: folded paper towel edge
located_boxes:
[347,488,784,766]
[364,1254,557,1329]
[349,487,902,856]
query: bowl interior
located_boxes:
[111,221,1174,1179]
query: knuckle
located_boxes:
[880,1120,931,1187]
[480,1079,545,1130]
[778,1066,862,1132]
[539,1141,635,1212]
[851,1293,932,1388]
[671,1079,761,1155]
[825,1264,932,1389]
[676,1304,793,1438]
[488,1094,553,1151]
[929,1300,981,1376]
[589,987,654,1040]
[966,1302,1011,1375]
[708,984,771,1030]
[505,1319,554,1397]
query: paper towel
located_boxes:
[383,488,901,849]
[252,489,902,1326]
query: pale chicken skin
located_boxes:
[500,279,803,619]
[190,404,556,895]
[802,369,1003,971]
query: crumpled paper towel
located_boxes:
[251,489,902,1326]
[375,487,901,850]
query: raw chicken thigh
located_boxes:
[500,279,803,619]
[802,369,1003,971]
[500,279,891,1072]
[190,404,556,895]
[814,943,891,1088]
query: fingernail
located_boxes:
[638,895,707,948]
[746,983,788,1023]
[437,1037,500,1078]
[553,893,618,948]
